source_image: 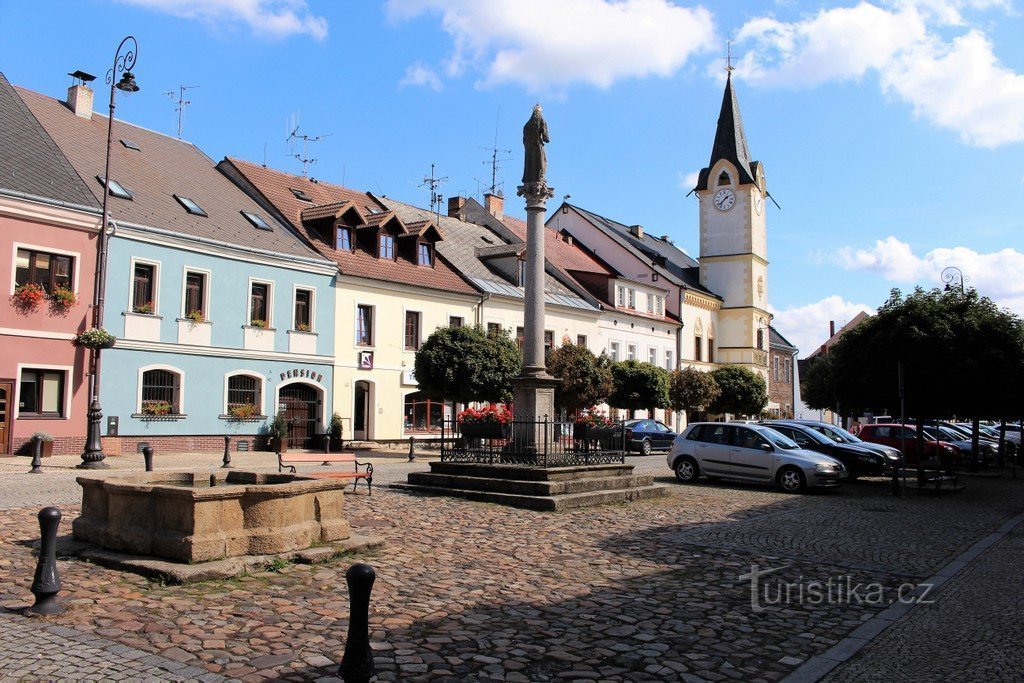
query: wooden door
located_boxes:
[280,384,319,449]
[0,381,12,455]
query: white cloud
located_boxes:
[678,169,701,191]
[733,1,1024,147]
[400,62,443,91]
[386,0,715,91]
[119,0,328,39]
[771,295,876,357]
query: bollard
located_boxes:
[222,435,232,468]
[29,435,43,474]
[25,507,64,616]
[408,436,415,462]
[142,446,154,472]
[338,563,376,683]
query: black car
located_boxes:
[786,419,903,464]
[624,419,677,455]
[763,421,890,479]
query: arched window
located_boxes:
[717,171,731,186]
[403,391,451,433]
[227,374,262,415]
[757,328,764,350]
[141,369,181,415]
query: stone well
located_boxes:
[73,471,351,563]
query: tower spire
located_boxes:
[694,63,757,190]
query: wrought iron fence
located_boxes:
[440,417,628,467]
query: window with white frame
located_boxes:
[15,248,74,294]
[183,270,207,320]
[785,358,792,382]
[141,369,181,414]
[627,289,636,309]
[249,281,272,327]
[131,261,157,313]
[294,288,313,332]
[773,355,780,381]
[655,296,663,316]
[227,374,261,415]
[648,347,657,364]
[616,286,625,307]
[665,349,674,371]
[356,305,373,346]
[576,334,587,347]
[405,311,422,351]
[646,294,654,314]
[610,341,620,362]
[449,316,464,328]
[19,368,66,417]
[627,344,637,361]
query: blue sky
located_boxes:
[2,0,1022,355]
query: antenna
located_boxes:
[285,115,333,177]
[480,109,511,197]
[419,163,448,224]
[164,85,199,139]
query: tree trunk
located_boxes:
[998,418,1007,468]
[970,417,980,473]
[915,416,926,485]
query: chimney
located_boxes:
[484,192,504,220]
[629,224,644,239]
[447,196,466,220]
[66,84,94,119]
[829,320,836,338]
[660,234,673,244]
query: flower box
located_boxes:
[12,283,45,311]
[460,422,511,440]
[72,328,117,350]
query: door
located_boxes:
[353,381,369,440]
[0,381,11,455]
[694,424,735,476]
[729,427,775,482]
[652,421,675,449]
[280,383,319,449]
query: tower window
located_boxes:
[717,171,730,186]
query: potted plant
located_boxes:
[328,411,344,451]
[72,327,116,350]
[12,282,45,311]
[250,319,267,329]
[228,403,259,419]
[573,409,613,440]
[50,286,78,309]
[186,309,205,323]
[31,431,53,458]
[269,411,289,453]
[141,400,172,416]
[134,301,154,314]
[457,405,513,440]
[296,322,311,332]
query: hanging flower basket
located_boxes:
[50,286,78,309]
[72,328,117,350]
[12,283,46,311]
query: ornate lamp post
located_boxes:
[79,36,139,469]
[941,266,967,293]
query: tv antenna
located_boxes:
[286,113,332,176]
[481,110,511,197]
[164,85,199,139]
[419,163,448,223]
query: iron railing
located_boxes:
[440,416,628,467]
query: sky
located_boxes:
[1,0,1022,356]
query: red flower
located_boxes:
[457,404,513,425]
[12,283,46,311]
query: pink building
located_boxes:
[0,74,101,455]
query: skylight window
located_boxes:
[241,211,272,231]
[120,139,140,151]
[366,207,382,215]
[290,188,313,202]
[174,194,207,217]
[96,175,133,200]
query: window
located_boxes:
[184,271,206,319]
[487,322,502,336]
[119,139,140,151]
[627,344,637,361]
[418,242,433,267]
[241,211,272,231]
[646,294,654,314]
[449,316,464,328]
[141,369,180,414]
[773,356,780,381]
[785,358,792,382]
[379,234,395,259]
[718,171,730,186]
[757,329,765,350]
[290,187,313,202]
[336,227,352,251]
[610,342,620,361]
[655,296,663,316]
[405,311,421,351]
[294,288,312,331]
[628,289,636,309]
[544,330,554,357]
[132,262,155,313]
[18,369,65,417]
[174,195,207,217]
[577,334,587,347]
[616,286,625,306]
[96,175,132,199]
[516,326,525,351]
[250,282,270,326]
[227,374,261,414]
[648,347,657,364]
[15,248,73,294]
[708,339,715,363]
[517,260,526,287]
[665,349,674,371]
[356,305,373,346]
[404,392,449,433]
[694,336,703,362]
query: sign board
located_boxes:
[359,350,374,370]
[402,369,417,386]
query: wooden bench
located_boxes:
[278,452,373,495]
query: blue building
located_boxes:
[22,80,338,454]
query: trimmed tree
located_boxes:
[608,360,670,418]
[709,365,768,417]
[546,342,614,414]
[414,325,521,405]
[668,367,721,421]
[800,354,837,413]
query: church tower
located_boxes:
[695,72,770,382]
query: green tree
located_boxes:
[546,343,614,413]
[709,365,768,416]
[800,354,837,412]
[414,325,521,404]
[668,367,721,420]
[608,360,669,417]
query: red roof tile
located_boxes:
[502,215,611,276]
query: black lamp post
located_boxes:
[941,266,967,293]
[79,36,139,469]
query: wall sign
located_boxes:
[359,351,374,370]
[402,369,417,386]
[279,368,325,383]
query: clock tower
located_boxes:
[695,72,770,382]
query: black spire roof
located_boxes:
[695,73,759,190]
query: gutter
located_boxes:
[0,187,101,215]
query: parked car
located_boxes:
[857,423,959,465]
[624,419,677,455]
[991,424,1022,447]
[947,422,1016,461]
[667,422,847,493]
[922,425,997,464]
[789,420,903,464]
[762,421,891,479]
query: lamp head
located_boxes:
[115,71,139,93]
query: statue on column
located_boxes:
[522,104,549,187]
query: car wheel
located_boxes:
[640,439,652,456]
[674,456,699,483]
[777,467,806,493]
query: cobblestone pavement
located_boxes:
[1,453,1022,681]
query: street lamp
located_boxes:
[79,36,139,469]
[941,266,967,293]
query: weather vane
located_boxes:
[726,39,735,74]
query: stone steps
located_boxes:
[390,480,668,511]
[406,471,656,496]
[427,461,637,481]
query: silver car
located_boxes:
[667,422,847,493]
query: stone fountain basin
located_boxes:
[73,471,351,563]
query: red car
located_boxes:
[857,423,960,465]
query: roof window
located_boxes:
[241,211,273,231]
[290,188,313,202]
[96,175,133,200]
[174,194,207,217]
[366,207,382,215]
[120,139,140,151]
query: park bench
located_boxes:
[915,451,962,496]
[278,452,373,495]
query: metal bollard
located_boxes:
[338,563,376,682]
[222,435,232,468]
[29,436,43,474]
[25,507,64,616]
[408,436,415,462]
[142,446,154,472]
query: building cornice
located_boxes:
[113,338,334,364]
[0,191,100,232]
[698,252,769,266]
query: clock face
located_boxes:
[713,189,735,211]
[754,194,764,215]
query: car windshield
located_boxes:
[810,424,860,444]
[785,426,832,445]
[923,426,960,441]
[760,428,800,450]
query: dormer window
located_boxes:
[717,171,731,186]
[336,227,352,251]
[174,194,207,217]
[379,234,395,259]
[96,175,132,200]
[417,242,433,267]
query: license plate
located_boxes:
[839,471,848,479]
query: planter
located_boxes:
[40,441,53,458]
[460,422,510,440]
[588,426,618,441]
[272,437,289,454]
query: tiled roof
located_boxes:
[477,243,525,259]
[769,325,798,352]
[18,86,325,260]
[0,74,98,208]
[300,200,366,224]
[223,159,477,295]
[696,73,758,191]
[501,214,611,276]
